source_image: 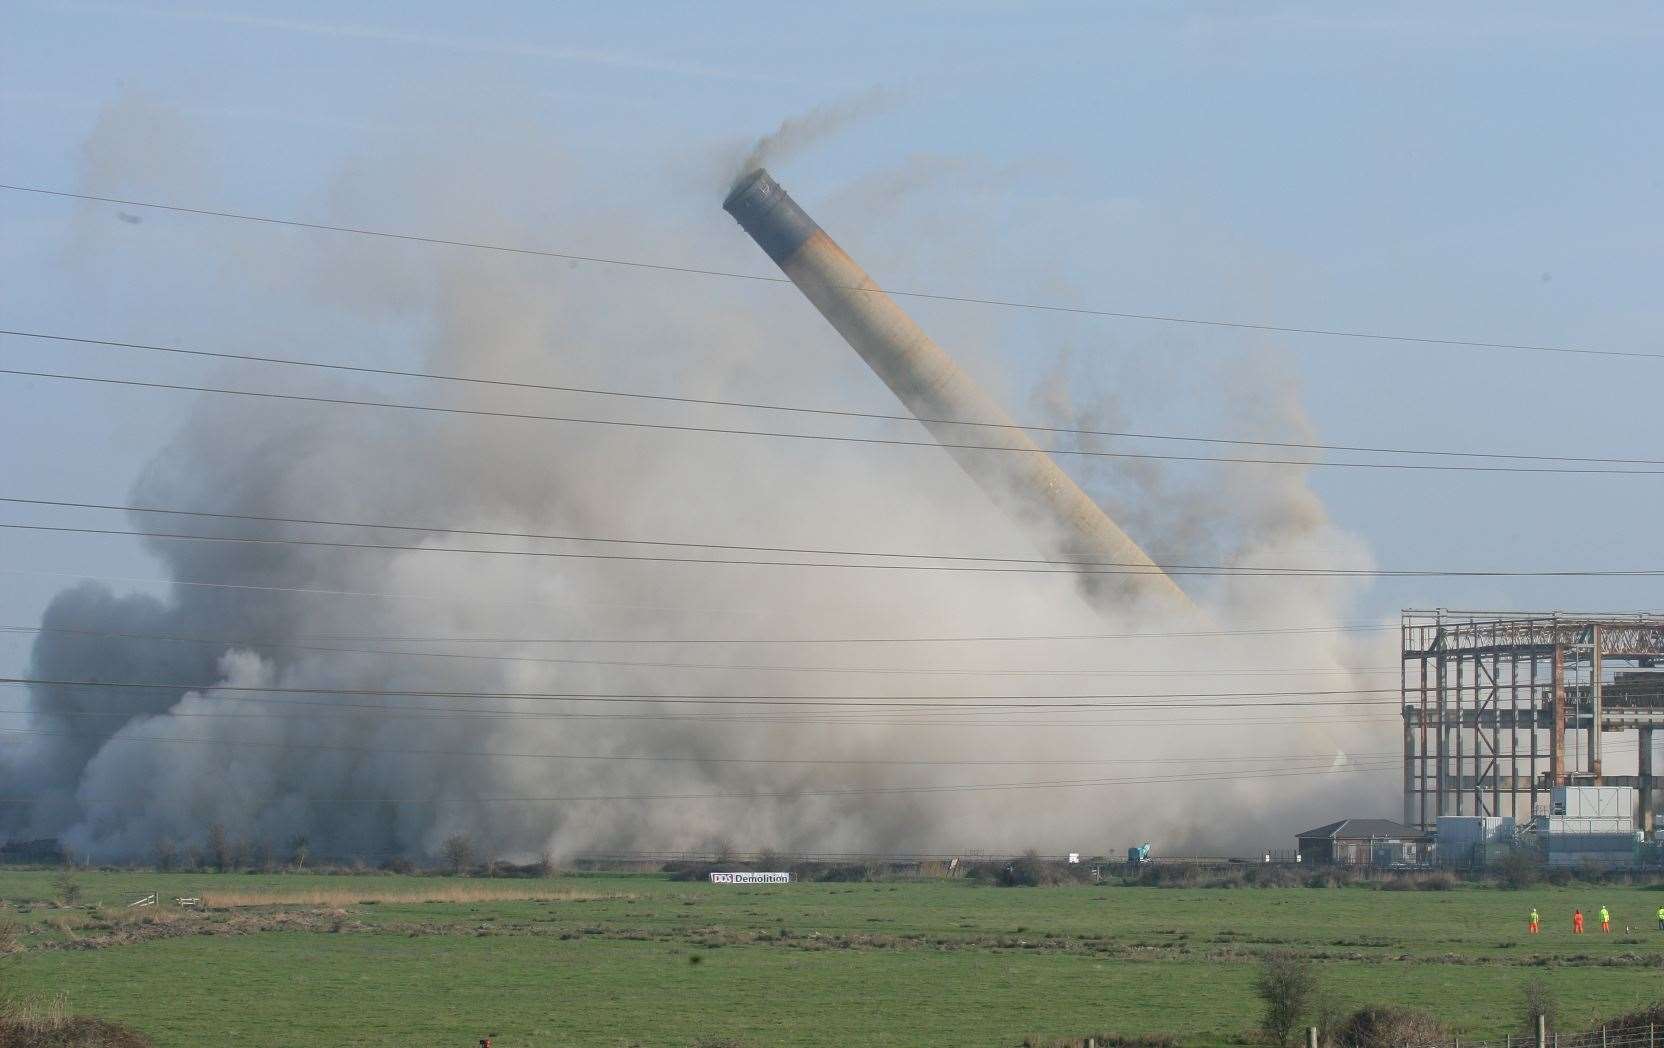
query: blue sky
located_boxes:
[4,1,1664,679]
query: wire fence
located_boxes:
[1377,1026,1662,1048]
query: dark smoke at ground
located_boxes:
[1,96,1388,863]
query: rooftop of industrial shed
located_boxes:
[1298,818,1430,840]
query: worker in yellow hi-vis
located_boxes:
[1528,908,1540,934]
[1656,905,1664,931]
[1600,905,1611,933]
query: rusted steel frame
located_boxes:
[1591,624,1604,781]
[1455,643,1467,814]
[1551,640,1567,786]
[1419,640,1431,828]
[1435,616,1449,816]
[1509,642,1520,818]
[1640,726,1656,838]
[1529,635,1540,815]
[1497,625,1510,821]
[1402,616,1413,826]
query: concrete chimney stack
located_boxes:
[724,169,1190,613]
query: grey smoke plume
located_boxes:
[730,89,897,188]
[2,99,1390,864]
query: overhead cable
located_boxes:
[5,366,1663,475]
[0,675,1403,707]
[6,327,1657,466]
[1,624,1399,678]
[0,724,1391,768]
[2,183,1655,363]
[0,761,1399,807]
[3,519,1658,578]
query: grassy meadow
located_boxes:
[3,868,1663,1046]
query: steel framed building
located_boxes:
[1401,610,1663,834]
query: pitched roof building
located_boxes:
[1296,818,1431,866]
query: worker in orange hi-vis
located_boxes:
[1528,908,1540,934]
[1600,906,1611,933]
[1573,908,1585,934]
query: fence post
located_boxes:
[1306,1027,1318,1048]
[1601,1027,1607,1048]
[1537,1014,1547,1048]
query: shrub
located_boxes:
[0,995,155,1047]
[968,852,1094,888]
[1253,953,1318,1047]
[440,835,474,876]
[205,823,232,873]
[1243,865,1305,888]
[1494,851,1541,889]
[1125,864,1201,888]
[1328,1005,1448,1048]
[0,1015,156,1047]
[1520,976,1560,1034]
[1021,1036,1179,1047]
[1576,1001,1664,1041]
[1314,990,1346,1047]
[1415,871,1457,891]
[803,863,877,883]
[51,871,81,908]
[151,838,177,874]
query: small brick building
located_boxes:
[1296,818,1431,866]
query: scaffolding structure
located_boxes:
[1401,609,1664,834]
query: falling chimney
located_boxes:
[724,169,1191,612]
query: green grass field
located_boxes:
[4,869,1663,1046]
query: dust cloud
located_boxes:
[1,99,1392,865]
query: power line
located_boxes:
[2,183,1656,363]
[4,518,1659,578]
[0,566,837,622]
[0,724,1391,768]
[1,699,1403,729]
[0,566,1393,644]
[0,494,1641,581]
[0,496,1409,571]
[1,625,1399,678]
[0,761,1399,807]
[7,366,1664,477]
[8,327,1659,467]
[0,675,1403,708]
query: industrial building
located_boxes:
[718,176,1664,871]
[1434,815,1515,868]
[1296,818,1432,866]
[1401,611,1662,830]
[1537,785,1642,867]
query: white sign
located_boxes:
[1067,853,1081,864]
[709,871,790,884]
